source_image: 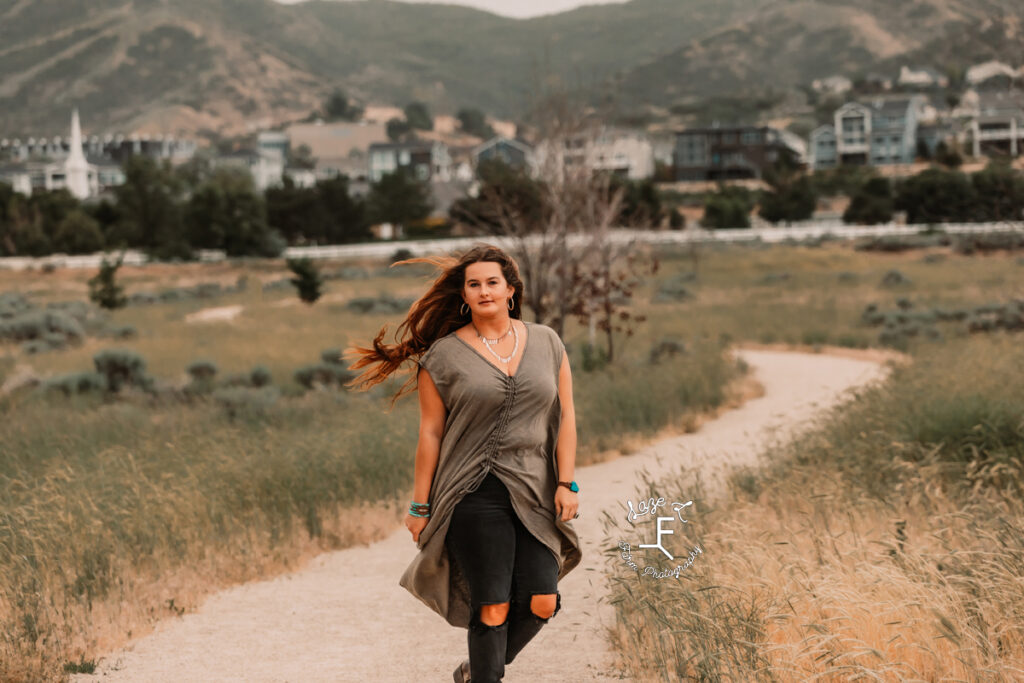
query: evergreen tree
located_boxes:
[367,169,433,231]
[88,254,127,310]
[456,107,495,139]
[843,176,894,225]
[53,209,105,254]
[701,186,753,229]
[185,168,284,257]
[403,102,433,131]
[286,257,324,304]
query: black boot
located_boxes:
[467,612,509,682]
[505,592,561,665]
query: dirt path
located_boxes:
[73,349,889,682]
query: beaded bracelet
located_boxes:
[409,501,431,518]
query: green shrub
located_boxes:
[294,363,354,390]
[186,360,218,382]
[93,349,148,393]
[249,365,273,388]
[21,340,53,355]
[649,338,686,364]
[0,310,84,344]
[880,269,911,287]
[390,248,414,263]
[212,386,281,421]
[42,372,107,396]
[221,365,274,389]
[345,294,414,314]
[320,348,343,365]
[0,292,32,318]
[100,325,138,340]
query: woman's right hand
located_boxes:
[406,513,430,544]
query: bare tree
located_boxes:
[451,81,658,355]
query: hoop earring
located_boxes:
[508,296,514,311]
[460,302,469,316]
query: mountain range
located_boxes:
[0,0,1021,139]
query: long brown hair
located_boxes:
[346,243,525,402]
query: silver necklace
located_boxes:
[475,321,519,364]
[475,321,513,344]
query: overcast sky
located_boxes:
[273,0,627,20]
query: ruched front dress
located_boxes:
[398,321,583,628]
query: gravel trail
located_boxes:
[74,349,889,682]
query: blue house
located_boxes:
[473,136,533,172]
[810,95,927,170]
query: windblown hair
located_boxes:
[346,243,524,403]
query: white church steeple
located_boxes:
[65,108,91,200]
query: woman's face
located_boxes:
[462,261,514,317]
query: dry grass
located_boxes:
[0,252,746,681]
[604,335,1024,681]
[1,241,1021,680]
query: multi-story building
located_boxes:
[965,90,1024,157]
[809,95,927,170]
[673,126,800,181]
[367,140,452,183]
[473,136,534,172]
[533,127,655,181]
[284,121,389,182]
[0,132,195,165]
[0,110,125,198]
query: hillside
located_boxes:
[0,0,1021,138]
[615,0,1024,109]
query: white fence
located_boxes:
[2,222,1022,271]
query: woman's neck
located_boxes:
[472,314,514,339]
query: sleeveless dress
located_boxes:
[398,321,583,628]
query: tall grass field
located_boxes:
[1,238,1020,680]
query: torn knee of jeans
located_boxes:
[472,602,510,630]
[527,591,561,621]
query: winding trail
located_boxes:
[74,349,889,682]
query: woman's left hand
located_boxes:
[554,487,579,522]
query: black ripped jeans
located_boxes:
[445,471,562,683]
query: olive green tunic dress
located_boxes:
[398,321,583,628]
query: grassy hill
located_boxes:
[0,0,1020,138]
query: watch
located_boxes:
[558,480,579,493]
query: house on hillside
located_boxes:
[533,127,654,180]
[897,66,949,89]
[965,90,1024,158]
[812,75,853,96]
[473,136,534,172]
[966,61,1017,89]
[285,121,389,182]
[809,95,927,169]
[367,140,451,182]
[673,126,800,181]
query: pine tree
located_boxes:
[88,254,127,310]
[286,257,324,304]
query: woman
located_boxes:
[348,244,582,682]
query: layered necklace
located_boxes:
[473,320,519,364]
